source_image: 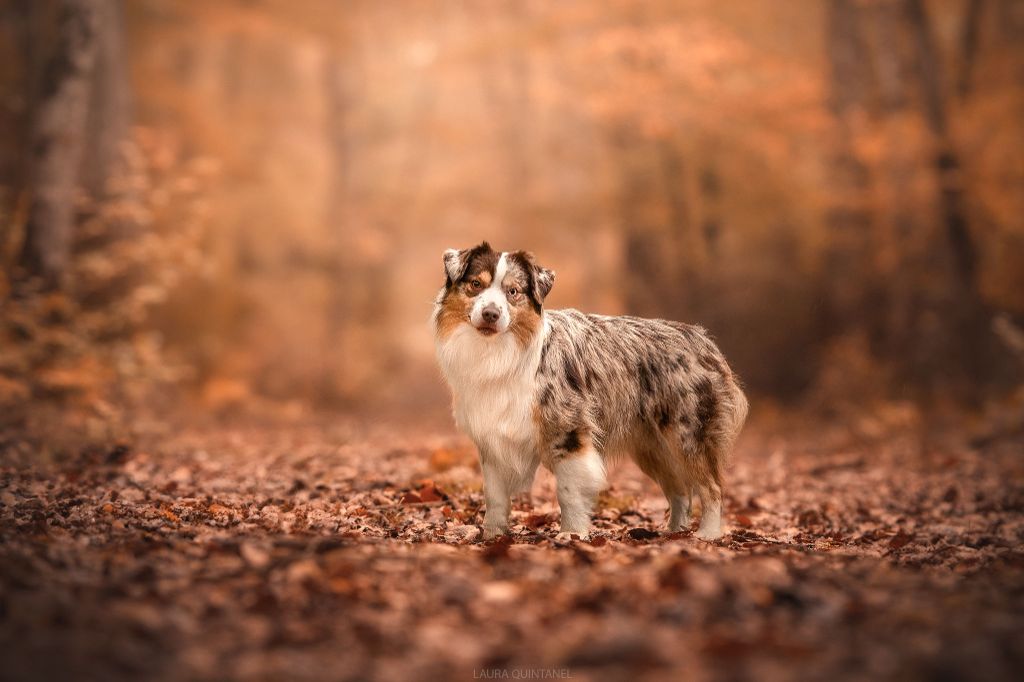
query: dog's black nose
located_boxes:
[481,305,500,324]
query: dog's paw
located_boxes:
[482,526,508,541]
[555,530,589,543]
[695,527,723,541]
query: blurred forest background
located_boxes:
[2,4,1024,681]
[1,0,1023,434]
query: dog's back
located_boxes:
[533,310,747,538]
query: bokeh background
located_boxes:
[2,5,1024,681]
[1,0,1023,429]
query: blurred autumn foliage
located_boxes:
[2,4,1024,681]
[1,0,1023,428]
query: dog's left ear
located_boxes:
[532,264,555,305]
[514,251,554,307]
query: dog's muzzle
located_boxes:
[475,303,501,335]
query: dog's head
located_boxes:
[434,241,555,343]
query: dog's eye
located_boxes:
[507,288,519,298]
[470,279,482,290]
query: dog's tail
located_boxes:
[695,371,748,490]
[719,373,749,457]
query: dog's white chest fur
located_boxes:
[435,320,546,484]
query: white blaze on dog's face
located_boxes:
[469,252,512,334]
[435,242,555,346]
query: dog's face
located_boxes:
[435,242,554,344]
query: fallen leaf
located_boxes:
[482,536,513,561]
[444,524,481,543]
[627,528,659,541]
[524,513,553,529]
[889,531,915,550]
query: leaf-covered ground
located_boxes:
[1,409,1022,682]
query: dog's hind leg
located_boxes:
[695,482,723,540]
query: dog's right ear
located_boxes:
[443,248,468,285]
[444,246,468,284]
[442,241,491,286]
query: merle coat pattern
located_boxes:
[433,242,748,540]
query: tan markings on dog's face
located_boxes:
[436,244,500,340]
[436,245,546,345]
[463,270,491,295]
[436,286,470,340]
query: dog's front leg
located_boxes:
[481,458,513,539]
[553,448,606,539]
[668,489,693,532]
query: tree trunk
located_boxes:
[904,0,977,290]
[957,0,984,99]
[901,0,1009,396]
[480,1,532,239]
[80,0,131,201]
[19,0,100,289]
[613,128,670,318]
[823,0,877,339]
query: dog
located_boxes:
[433,242,748,540]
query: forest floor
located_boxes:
[1,405,1022,682]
